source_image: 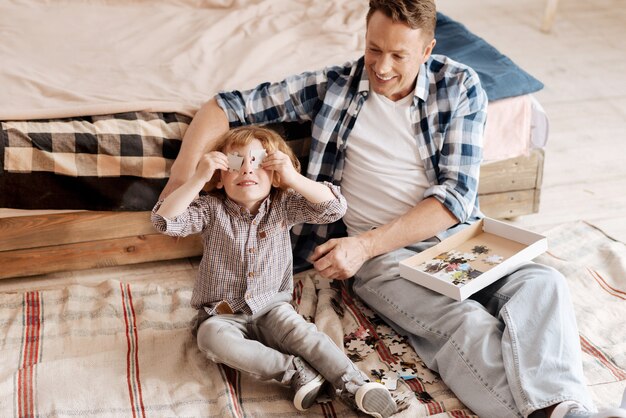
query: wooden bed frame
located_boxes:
[0,148,544,280]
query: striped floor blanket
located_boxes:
[1,221,624,417]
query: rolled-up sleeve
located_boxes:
[284,182,347,226]
[215,69,330,127]
[423,68,487,223]
[151,196,213,237]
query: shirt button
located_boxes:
[259,231,266,239]
[248,272,254,278]
[249,248,255,253]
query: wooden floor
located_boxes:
[1,0,625,292]
[437,0,626,242]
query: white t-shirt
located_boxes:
[341,91,430,236]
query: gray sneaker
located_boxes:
[355,382,397,418]
[291,357,326,411]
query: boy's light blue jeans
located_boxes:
[352,243,594,418]
[196,299,366,393]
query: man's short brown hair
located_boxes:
[366,0,437,37]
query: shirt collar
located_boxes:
[414,58,431,103]
[357,56,432,104]
[223,193,272,218]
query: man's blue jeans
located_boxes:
[352,243,594,418]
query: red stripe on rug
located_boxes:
[580,335,626,380]
[320,401,337,418]
[587,268,626,299]
[120,283,146,418]
[340,286,378,339]
[293,280,304,307]
[221,365,243,418]
[17,291,43,418]
[428,400,445,414]
[127,285,147,417]
[121,283,137,418]
[404,377,425,393]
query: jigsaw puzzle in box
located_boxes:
[399,218,547,300]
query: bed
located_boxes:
[0,1,547,280]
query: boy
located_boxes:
[152,126,396,417]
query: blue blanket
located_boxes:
[434,13,543,101]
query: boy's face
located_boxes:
[218,139,273,213]
[364,10,436,102]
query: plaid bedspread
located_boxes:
[0,112,311,210]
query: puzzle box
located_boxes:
[399,218,548,301]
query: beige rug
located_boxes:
[0,221,624,417]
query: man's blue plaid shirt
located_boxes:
[216,54,488,272]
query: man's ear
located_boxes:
[216,171,224,189]
[422,38,436,61]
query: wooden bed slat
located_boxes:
[479,149,544,195]
[0,233,202,279]
[479,189,541,219]
[0,211,155,252]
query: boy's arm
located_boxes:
[156,173,209,219]
[158,151,229,218]
[284,173,336,204]
[261,150,335,204]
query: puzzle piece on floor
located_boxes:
[416,391,434,403]
[416,366,439,384]
[381,376,398,391]
[390,362,418,380]
[393,391,414,403]
[370,368,386,380]
[352,326,371,340]
[346,339,368,353]
[388,342,408,356]
[376,324,394,336]
[381,334,403,346]
[346,339,374,358]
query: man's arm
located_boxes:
[162,67,330,199]
[160,98,229,199]
[311,61,488,280]
[310,197,457,279]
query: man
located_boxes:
[162,1,626,417]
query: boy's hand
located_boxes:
[261,150,299,187]
[195,151,229,182]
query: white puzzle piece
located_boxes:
[227,153,244,171]
[249,149,267,169]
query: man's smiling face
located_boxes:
[364,10,435,102]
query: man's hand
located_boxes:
[309,236,371,280]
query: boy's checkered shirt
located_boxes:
[151,183,346,315]
[216,55,488,272]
